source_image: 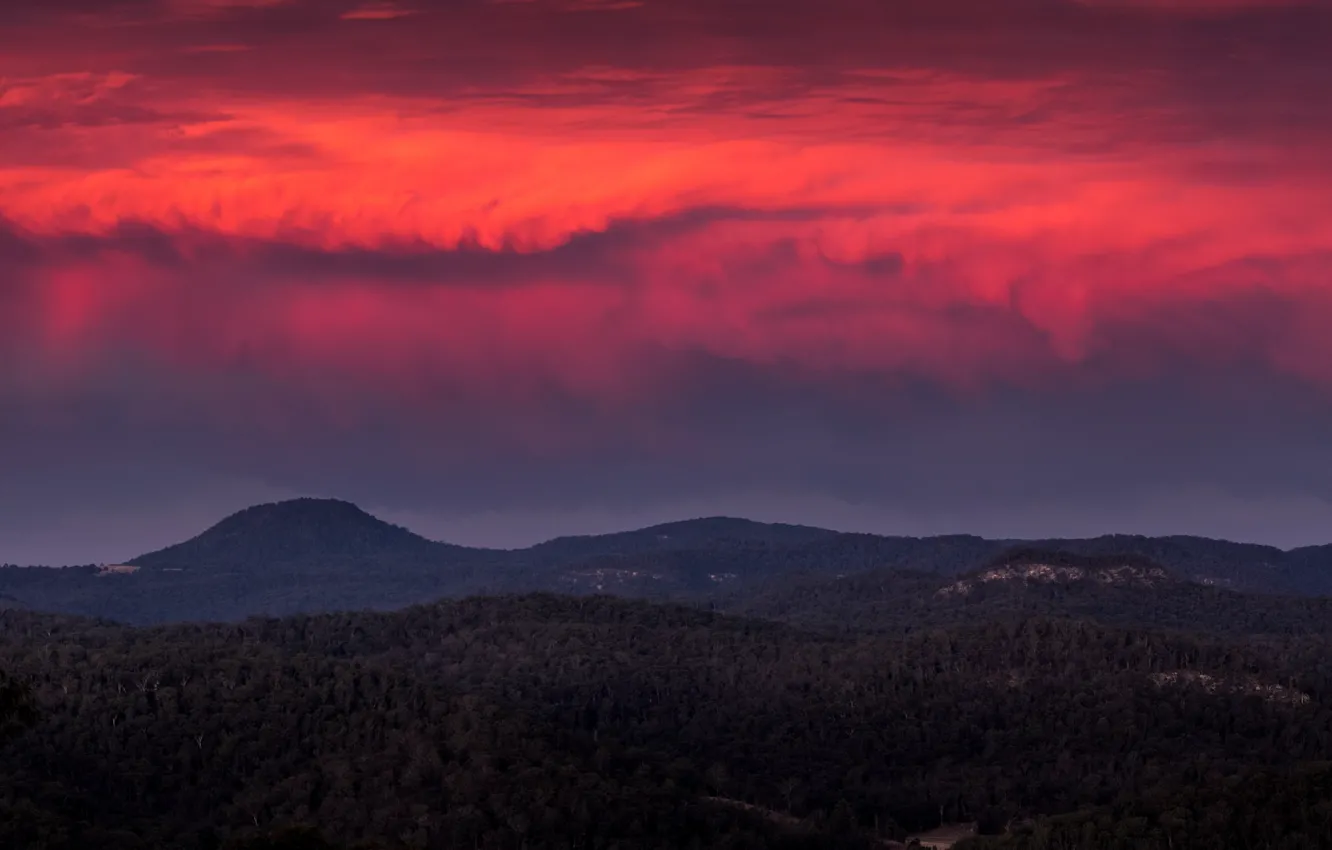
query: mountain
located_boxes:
[2,498,1332,624]
[0,500,508,624]
[130,498,473,570]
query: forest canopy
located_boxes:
[1,593,1331,849]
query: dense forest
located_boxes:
[3,590,1332,849]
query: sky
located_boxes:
[3,0,1332,564]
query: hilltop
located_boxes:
[130,498,475,571]
[523,515,839,560]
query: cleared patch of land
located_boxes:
[909,823,977,849]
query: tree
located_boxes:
[226,825,343,850]
[0,669,34,739]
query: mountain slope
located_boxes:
[937,548,1175,596]
[3,499,1332,624]
[538,532,1332,599]
[534,533,999,597]
[130,498,475,570]
[1016,534,1295,591]
[730,550,1332,638]
[7,499,504,623]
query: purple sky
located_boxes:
[2,0,1332,563]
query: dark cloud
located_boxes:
[8,0,1329,84]
[0,206,913,289]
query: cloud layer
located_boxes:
[3,0,1332,561]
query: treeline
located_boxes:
[1,595,1331,848]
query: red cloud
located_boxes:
[340,3,418,20]
[1072,0,1311,10]
[2,0,1332,430]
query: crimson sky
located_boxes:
[3,0,1332,563]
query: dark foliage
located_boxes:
[0,668,34,738]
[1,594,1331,848]
[728,563,1332,638]
[956,763,1332,850]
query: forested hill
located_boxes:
[728,550,1332,638]
[1,498,1331,624]
[115,501,1332,598]
[131,499,480,568]
[3,594,1332,849]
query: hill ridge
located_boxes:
[4,497,1332,624]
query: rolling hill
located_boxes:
[728,549,1332,638]
[1,498,1331,625]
